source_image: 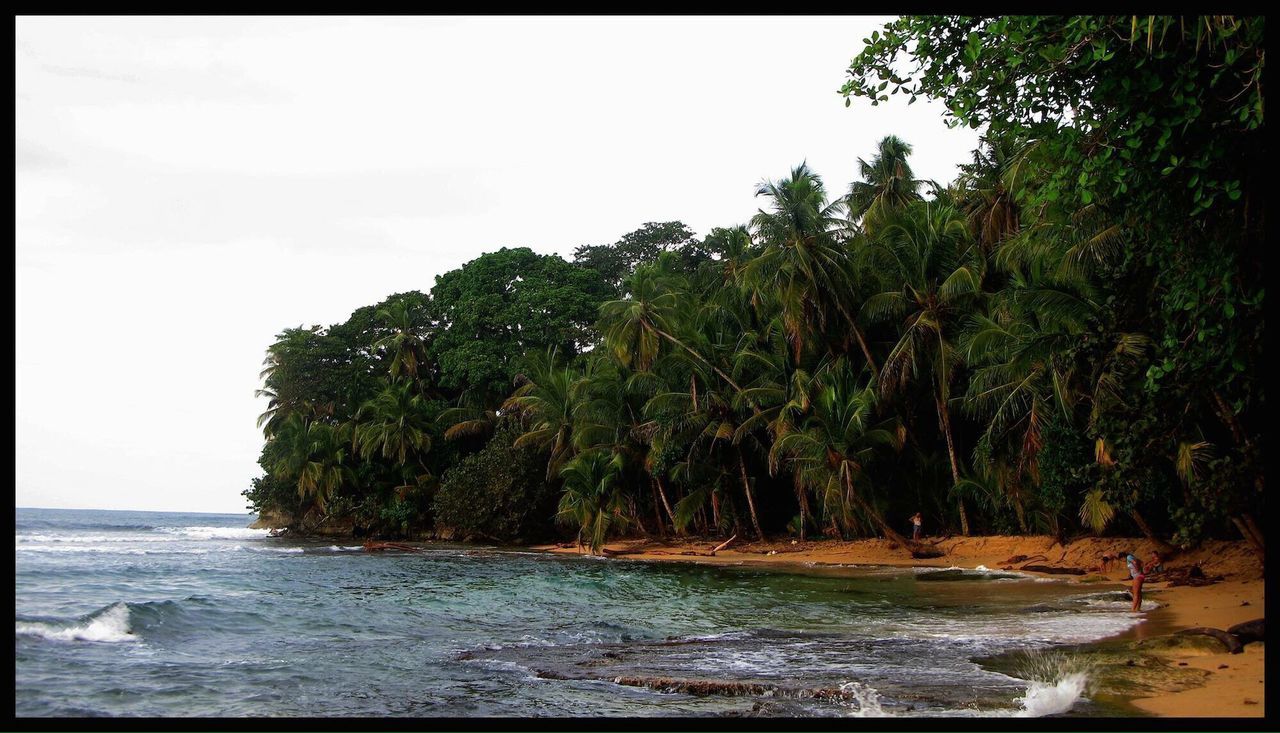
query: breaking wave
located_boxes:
[16,602,137,643]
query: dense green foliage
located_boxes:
[432,418,562,543]
[247,16,1263,559]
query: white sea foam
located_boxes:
[15,545,216,555]
[159,526,271,540]
[1082,597,1160,612]
[1016,672,1088,716]
[840,681,887,717]
[17,533,171,544]
[240,545,304,553]
[1007,650,1094,717]
[16,603,137,643]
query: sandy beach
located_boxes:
[533,535,1265,717]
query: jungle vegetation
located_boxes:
[245,15,1264,559]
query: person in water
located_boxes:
[1098,553,1117,573]
[1126,552,1146,612]
[910,512,923,541]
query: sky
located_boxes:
[16,16,980,514]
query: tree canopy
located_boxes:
[247,16,1263,560]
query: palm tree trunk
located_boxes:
[630,497,650,537]
[835,302,879,377]
[1230,514,1265,565]
[1128,507,1177,554]
[797,487,809,541]
[649,481,666,538]
[1242,513,1264,551]
[1211,389,1263,493]
[1009,476,1029,534]
[737,450,765,541]
[654,477,680,535]
[648,324,744,393]
[844,472,912,549]
[710,490,722,535]
[935,392,971,536]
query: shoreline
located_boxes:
[529,534,1264,718]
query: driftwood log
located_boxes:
[362,541,422,553]
[1227,619,1265,645]
[1001,554,1047,565]
[910,546,946,559]
[1019,564,1087,575]
[1174,618,1265,654]
[605,535,740,558]
[1162,565,1225,587]
[1177,627,1244,654]
[709,534,738,555]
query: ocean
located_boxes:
[15,507,1151,717]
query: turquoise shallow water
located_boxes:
[16,508,1147,717]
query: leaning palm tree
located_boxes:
[860,200,985,535]
[743,163,878,372]
[599,264,743,392]
[847,135,924,235]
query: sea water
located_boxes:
[15,508,1146,717]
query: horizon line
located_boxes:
[15,506,255,515]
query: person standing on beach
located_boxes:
[910,512,923,541]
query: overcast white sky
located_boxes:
[16,16,979,514]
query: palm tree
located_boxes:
[557,449,628,554]
[644,363,765,540]
[860,201,985,535]
[847,135,924,235]
[353,380,434,471]
[743,163,878,372]
[270,415,354,513]
[953,138,1039,251]
[502,348,581,480]
[599,265,743,392]
[373,302,427,383]
[769,361,908,546]
[961,266,1097,524]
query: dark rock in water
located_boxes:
[609,675,851,701]
[917,568,1022,581]
[750,701,780,715]
[534,669,580,681]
